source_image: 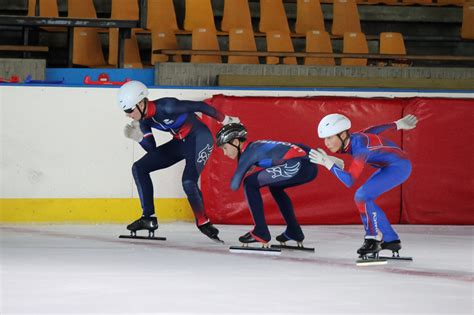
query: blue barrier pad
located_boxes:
[45,68,154,85]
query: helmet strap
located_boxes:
[229,140,242,160]
[137,99,147,120]
[337,131,350,153]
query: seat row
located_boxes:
[25,0,473,67]
[161,28,408,66]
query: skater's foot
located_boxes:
[357,238,382,256]
[127,216,158,232]
[276,229,304,243]
[239,231,270,244]
[198,222,222,242]
[381,239,402,252]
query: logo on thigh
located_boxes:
[197,144,213,165]
[265,162,301,179]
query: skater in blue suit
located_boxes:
[216,123,343,248]
[309,113,418,257]
[117,81,239,242]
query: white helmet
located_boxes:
[318,114,351,138]
[117,80,149,111]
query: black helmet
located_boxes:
[216,123,247,147]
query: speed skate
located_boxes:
[379,240,413,261]
[119,230,166,241]
[230,232,281,255]
[356,253,388,266]
[119,217,166,241]
[378,250,413,261]
[270,233,315,252]
[229,243,281,255]
[271,241,315,252]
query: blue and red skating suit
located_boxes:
[231,140,318,242]
[330,123,412,242]
[133,98,224,226]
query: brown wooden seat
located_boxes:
[379,32,409,66]
[68,0,106,67]
[108,0,142,68]
[228,28,259,64]
[259,0,291,33]
[332,0,362,36]
[221,0,253,32]
[152,30,182,64]
[380,32,406,54]
[342,31,368,66]
[266,31,297,64]
[295,0,326,34]
[305,30,335,65]
[184,0,216,32]
[28,0,65,31]
[147,0,180,32]
[461,2,474,39]
[191,28,222,63]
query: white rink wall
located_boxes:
[1,85,473,223]
[1,85,472,200]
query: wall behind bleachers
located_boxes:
[0,84,472,223]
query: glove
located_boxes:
[124,120,144,142]
[309,148,343,170]
[222,115,240,125]
[327,155,345,170]
[395,114,418,130]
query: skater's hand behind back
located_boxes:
[395,114,418,130]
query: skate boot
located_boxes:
[380,240,411,260]
[380,240,413,261]
[238,232,270,248]
[198,222,223,243]
[229,232,280,254]
[273,230,314,252]
[357,238,382,257]
[127,216,158,237]
[381,240,402,252]
[276,230,304,244]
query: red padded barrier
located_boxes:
[202,95,474,225]
[202,95,406,225]
[401,98,474,224]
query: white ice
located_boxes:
[1,223,473,315]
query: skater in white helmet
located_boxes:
[310,113,418,261]
[118,80,239,242]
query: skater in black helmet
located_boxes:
[117,81,239,242]
[216,123,342,251]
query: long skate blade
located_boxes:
[270,244,315,252]
[119,235,166,241]
[229,246,281,255]
[210,238,225,244]
[379,256,413,261]
[356,258,387,266]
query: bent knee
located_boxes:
[182,179,199,193]
[243,175,260,191]
[354,187,372,203]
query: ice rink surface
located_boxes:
[0,223,472,315]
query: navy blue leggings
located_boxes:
[243,158,318,242]
[132,127,214,226]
